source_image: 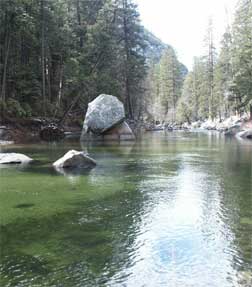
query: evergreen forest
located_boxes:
[0,0,251,123]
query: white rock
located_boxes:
[82,94,125,136]
[53,150,96,169]
[0,153,33,164]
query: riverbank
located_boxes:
[1,115,252,145]
[146,115,252,139]
[0,117,82,144]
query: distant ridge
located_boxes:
[144,29,188,74]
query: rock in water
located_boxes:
[224,124,242,136]
[53,150,96,169]
[0,153,33,164]
[82,94,125,135]
[103,121,135,141]
[81,94,135,141]
[236,129,252,139]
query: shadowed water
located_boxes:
[0,132,251,287]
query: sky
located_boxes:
[136,0,238,70]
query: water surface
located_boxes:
[0,132,251,286]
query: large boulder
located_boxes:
[53,150,96,169]
[82,94,125,135]
[0,153,33,164]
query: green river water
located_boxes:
[0,131,251,287]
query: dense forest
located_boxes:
[0,0,251,124]
[148,0,252,123]
[0,0,170,122]
[178,0,252,123]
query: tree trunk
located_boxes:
[207,19,214,121]
[172,63,176,122]
[1,31,11,107]
[250,104,252,120]
[54,58,64,117]
[126,77,133,119]
[76,0,83,48]
[58,93,81,124]
[41,0,46,116]
[46,48,52,104]
[122,0,133,119]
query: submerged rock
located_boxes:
[103,121,135,141]
[82,94,125,135]
[82,121,135,141]
[53,150,96,169]
[0,153,33,164]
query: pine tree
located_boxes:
[158,47,183,121]
[204,18,217,120]
[214,26,233,118]
[179,57,208,122]
[115,0,146,119]
[231,0,252,117]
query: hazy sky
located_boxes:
[136,0,238,69]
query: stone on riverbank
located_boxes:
[0,153,33,164]
[198,116,245,132]
[53,150,96,169]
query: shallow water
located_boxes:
[0,131,251,287]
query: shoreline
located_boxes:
[1,116,252,146]
[0,117,82,145]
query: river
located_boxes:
[0,131,251,287]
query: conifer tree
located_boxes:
[231,0,252,117]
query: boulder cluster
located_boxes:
[146,115,252,140]
[0,150,97,172]
[194,116,252,140]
